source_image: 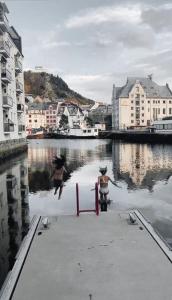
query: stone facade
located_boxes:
[112,77,172,130]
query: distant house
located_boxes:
[56,103,85,129]
[112,76,172,130]
[26,103,46,132]
[44,103,58,130]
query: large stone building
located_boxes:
[112,76,172,130]
[0,3,26,158]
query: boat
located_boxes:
[27,128,44,139]
[47,127,99,139]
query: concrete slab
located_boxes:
[7,211,172,299]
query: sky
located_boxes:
[4,0,172,102]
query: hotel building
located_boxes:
[0,3,26,158]
[112,76,172,130]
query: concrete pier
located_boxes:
[1,211,172,300]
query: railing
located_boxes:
[0,40,10,57]
[18,124,25,132]
[3,95,13,107]
[1,67,12,82]
[4,122,14,133]
[16,81,23,92]
[76,182,99,216]
[15,59,22,72]
[17,103,24,112]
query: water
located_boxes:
[1,139,172,289]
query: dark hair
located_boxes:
[53,155,66,169]
[99,167,107,175]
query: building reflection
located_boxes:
[0,155,29,288]
[112,141,172,190]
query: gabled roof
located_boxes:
[116,77,172,99]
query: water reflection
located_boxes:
[0,155,29,288]
[112,142,172,191]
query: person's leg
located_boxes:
[58,183,64,199]
[54,186,59,195]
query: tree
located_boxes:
[84,116,94,127]
[59,114,69,129]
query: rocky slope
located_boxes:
[24,71,94,105]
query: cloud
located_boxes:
[141,6,172,32]
[65,5,141,28]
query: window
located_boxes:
[83,130,86,133]
[170,101,172,104]
[169,108,172,114]
[131,120,134,123]
[34,120,37,122]
[131,107,134,110]
[88,130,91,133]
[142,95,144,97]
[131,100,133,103]
[148,108,150,112]
[142,107,144,110]
[163,100,165,104]
[142,100,144,103]
[142,120,144,123]
[158,108,160,114]
[136,101,140,106]
[163,108,166,114]
[131,113,134,117]
[29,120,31,123]
[142,113,144,117]
[148,100,150,104]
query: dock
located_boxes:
[1,210,172,300]
[99,130,172,143]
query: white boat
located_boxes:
[55,127,99,138]
[152,119,172,134]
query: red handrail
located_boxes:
[76,182,99,216]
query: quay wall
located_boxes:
[99,130,172,144]
[0,138,28,163]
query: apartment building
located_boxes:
[0,3,25,142]
[26,103,46,131]
[112,76,172,130]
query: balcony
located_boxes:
[6,174,17,189]
[18,124,25,132]
[0,41,10,58]
[4,121,14,133]
[15,59,22,74]
[1,67,12,83]
[17,103,24,113]
[3,95,13,108]
[16,81,23,94]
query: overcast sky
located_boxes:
[4,0,172,102]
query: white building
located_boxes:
[0,2,25,143]
[26,103,46,132]
[56,103,85,129]
[112,76,172,130]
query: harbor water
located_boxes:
[1,138,172,289]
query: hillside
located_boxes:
[24,71,94,105]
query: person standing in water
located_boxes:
[51,155,67,199]
[98,166,121,204]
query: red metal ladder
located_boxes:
[76,182,99,216]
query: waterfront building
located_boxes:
[88,104,112,130]
[0,3,25,146]
[45,103,58,130]
[26,103,46,133]
[56,103,85,129]
[112,76,172,130]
